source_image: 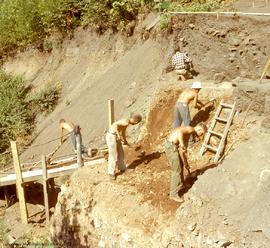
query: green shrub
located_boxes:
[27,82,62,114]
[0,70,61,169]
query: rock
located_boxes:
[258,169,270,191]
[7,235,16,245]
[214,72,226,83]
[129,81,137,89]
[187,223,197,232]
[229,38,240,46]
[219,240,233,247]
[189,23,195,29]
[260,117,270,134]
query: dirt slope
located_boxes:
[50,128,270,248]
[2,13,270,164]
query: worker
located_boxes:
[59,119,92,157]
[174,81,204,143]
[172,45,193,80]
[106,114,142,180]
[164,123,207,202]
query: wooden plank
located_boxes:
[169,11,270,16]
[10,141,28,224]
[209,130,223,137]
[215,117,228,123]
[108,99,115,127]
[0,158,105,187]
[41,155,50,225]
[204,144,218,152]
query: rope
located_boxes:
[22,131,72,149]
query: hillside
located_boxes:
[0,2,270,247]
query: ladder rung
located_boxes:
[204,145,218,152]
[209,130,223,137]
[215,117,228,123]
[220,103,234,109]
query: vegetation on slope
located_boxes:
[0,0,231,57]
[0,70,61,168]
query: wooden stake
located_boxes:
[10,141,28,224]
[216,11,220,20]
[41,155,50,225]
[108,99,115,127]
[260,56,270,82]
[74,126,84,167]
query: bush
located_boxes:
[27,82,62,114]
[0,70,61,169]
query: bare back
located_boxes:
[168,126,194,147]
[178,88,197,104]
[60,121,75,132]
[109,119,129,135]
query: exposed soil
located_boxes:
[1,4,270,246]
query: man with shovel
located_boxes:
[174,81,215,144]
[106,114,142,180]
[165,123,207,202]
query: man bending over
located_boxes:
[106,114,142,180]
[164,123,207,202]
[59,119,92,157]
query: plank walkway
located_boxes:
[0,158,105,187]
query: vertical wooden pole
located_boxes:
[10,141,28,224]
[74,125,84,167]
[216,12,220,20]
[252,1,255,7]
[41,155,50,225]
[108,99,115,127]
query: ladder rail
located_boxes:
[213,102,236,162]
[200,99,223,155]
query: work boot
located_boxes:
[169,195,184,203]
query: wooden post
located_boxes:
[10,141,28,224]
[108,99,115,127]
[216,11,220,20]
[74,125,84,167]
[41,155,50,225]
[252,1,255,7]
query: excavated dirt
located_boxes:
[1,4,270,246]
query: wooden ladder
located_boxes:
[200,99,236,163]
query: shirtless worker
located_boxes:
[106,114,142,180]
[59,119,92,157]
[174,81,204,143]
[165,123,207,202]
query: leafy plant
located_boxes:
[0,70,61,169]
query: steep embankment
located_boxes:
[2,13,270,164]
